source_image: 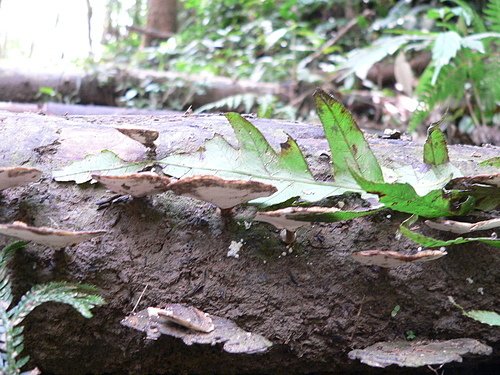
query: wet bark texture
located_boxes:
[0,111,498,374]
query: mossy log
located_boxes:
[0,110,498,374]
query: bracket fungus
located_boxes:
[147,305,214,333]
[122,305,272,355]
[351,249,447,268]
[92,172,171,197]
[168,175,277,210]
[425,218,500,234]
[348,339,492,368]
[0,167,42,190]
[0,221,106,247]
[254,207,313,232]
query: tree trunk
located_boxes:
[0,111,498,374]
[143,0,177,46]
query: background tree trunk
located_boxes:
[143,0,177,46]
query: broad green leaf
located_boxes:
[160,113,366,207]
[314,89,383,183]
[463,310,500,326]
[423,122,449,166]
[352,171,475,218]
[52,150,150,184]
[384,164,460,197]
[432,31,462,84]
[400,215,500,248]
[479,157,500,168]
[449,296,500,326]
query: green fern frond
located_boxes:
[484,0,500,32]
[195,93,259,114]
[0,243,105,374]
[410,55,469,130]
[10,282,105,324]
[0,242,25,313]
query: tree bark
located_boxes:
[143,0,177,46]
[0,111,498,374]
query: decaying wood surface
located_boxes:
[0,111,498,374]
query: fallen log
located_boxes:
[0,111,498,374]
[0,65,291,108]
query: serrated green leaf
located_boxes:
[424,121,449,166]
[160,113,367,207]
[314,89,383,183]
[400,215,500,248]
[479,157,500,168]
[52,150,150,184]
[351,171,475,218]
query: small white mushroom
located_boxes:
[425,218,500,234]
[115,127,159,148]
[0,167,42,190]
[148,304,215,333]
[0,221,107,247]
[92,172,171,197]
[168,175,277,209]
[351,249,447,268]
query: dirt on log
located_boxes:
[0,111,499,374]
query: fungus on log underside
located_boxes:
[351,249,447,268]
[425,218,500,234]
[0,221,106,247]
[122,305,272,354]
[92,172,171,197]
[148,305,214,333]
[168,175,277,209]
[0,167,42,190]
[348,338,492,368]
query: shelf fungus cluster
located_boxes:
[91,172,278,211]
[348,338,492,368]
[0,166,42,190]
[92,172,172,197]
[0,221,106,248]
[351,249,447,268]
[121,304,272,355]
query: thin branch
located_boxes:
[300,9,374,68]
